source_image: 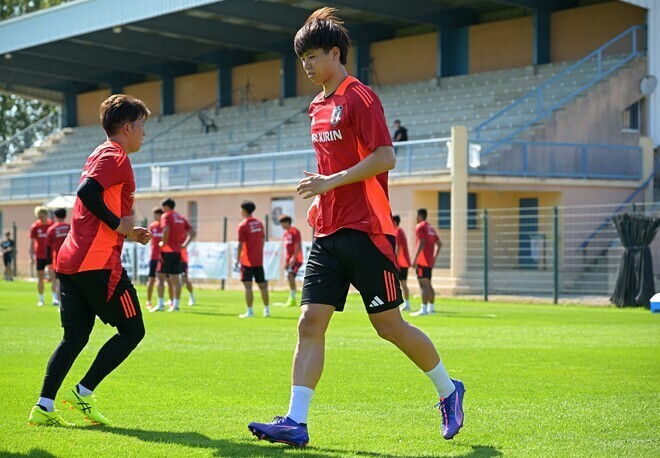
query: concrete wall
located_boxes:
[370,33,437,86]
[469,17,533,73]
[76,89,110,126]
[175,71,218,113]
[232,59,281,106]
[530,56,647,146]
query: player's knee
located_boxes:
[373,319,406,343]
[298,312,324,339]
[120,319,146,347]
[63,323,92,351]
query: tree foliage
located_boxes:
[0,0,69,162]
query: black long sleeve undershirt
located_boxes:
[76,177,121,230]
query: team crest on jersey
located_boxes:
[330,105,343,126]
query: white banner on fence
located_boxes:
[230,241,281,281]
[137,243,151,277]
[296,241,313,280]
[121,242,136,279]
[187,241,229,280]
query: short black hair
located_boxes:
[241,200,256,215]
[294,7,350,65]
[161,198,175,209]
[279,215,292,224]
[99,94,150,136]
[417,208,428,220]
[152,206,164,215]
[54,208,67,219]
[394,120,401,124]
[4,231,10,236]
[392,215,401,225]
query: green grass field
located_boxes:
[0,279,658,457]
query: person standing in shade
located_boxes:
[236,200,270,318]
[411,208,441,316]
[145,207,172,310]
[279,215,303,307]
[2,231,15,281]
[30,206,53,306]
[393,215,412,311]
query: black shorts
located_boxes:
[286,261,302,276]
[301,229,403,314]
[416,266,432,280]
[36,258,49,271]
[181,262,188,276]
[241,266,266,283]
[158,252,181,275]
[398,267,409,281]
[148,259,158,278]
[59,268,142,327]
[3,253,11,267]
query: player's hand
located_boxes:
[306,195,319,228]
[129,227,151,245]
[158,240,164,247]
[116,216,134,236]
[297,171,334,199]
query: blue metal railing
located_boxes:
[474,25,646,154]
[0,111,60,164]
[470,140,642,180]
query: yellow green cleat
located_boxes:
[62,388,112,426]
[28,406,74,427]
[283,297,297,307]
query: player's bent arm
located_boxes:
[235,241,243,267]
[183,228,196,248]
[413,239,425,266]
[327,145,395,189]
[77,178,132,235]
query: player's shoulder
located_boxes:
[343,79,380,108]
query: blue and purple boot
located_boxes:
[248,416,309,447]
[436,379,465,440]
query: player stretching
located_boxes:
[248,7,465,446]
[28,94,151,427]
[279,215,303,307]
[45,208,71,306]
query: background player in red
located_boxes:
[411,208,442,316]
[156,198,194,312]
[30,205,53,306]
[2,231,15,281]
[249,8,465,446]
[279,215,303,307]
[146,207,171,310]
[393,215,412,312]
[28,94,151,427]
[46,208,71,306]
[235,200,269,318]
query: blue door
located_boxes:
[519,198,538,269]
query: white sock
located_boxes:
[421,303,428,313]
[425,361,455,399]
[264,305,270,314]
[246,307,253,315]
[38,294,44,302]
[429,303,435,312]
[37,397,54,412]
[404,299,410,308]
[52,293,58,301]
[173,298,179,308]
[77,383,94,396]
[157,297,164,307]
[290,289,296,299]
[189,293,195,301]
[286,386,314,424]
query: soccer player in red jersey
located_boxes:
[46,208,71,306]
[30,206,53,306]
[156,198,195,312]
[236,200,270,318]
[28,94,151,427]
[145,207,172,310]
[249,8,465,446]
[180,245,195,306]
[279,215,303,307]
[393,215,412,311]
[411,208,442,316]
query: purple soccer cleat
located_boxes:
[248,416,309,447]
[436,379,465,440]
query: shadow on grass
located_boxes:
[185,310,299,320]
[102,427,500,457]
[0,450,57,457]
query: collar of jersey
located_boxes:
[324,75,359,99]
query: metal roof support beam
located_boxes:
[281,51,297,99]
[217,57,232,108]
[439,27,469,77]
[161,71,174,116]
[533,8,551,65]
[63,84,77,128]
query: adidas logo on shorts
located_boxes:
[368,296,384,308]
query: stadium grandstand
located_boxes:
[0,0,658,299]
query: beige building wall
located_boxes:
[469,17,533,73]
[370,33,437,86]
[76,89,110,126]
[175,71,218,113]
[124,81,162,118]
[551,1,646,62]
[232,59,281,105]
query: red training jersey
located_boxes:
[30,219,53,259]
[57,141,135,285]
[181,246,188,263]
[415,221,439,268]
[46,221,71,269]
[237,217,264,267]
[395,227,411,268]
[149,220,164,260]
[309,76,395,237]
[160,211,191,254]
[283,226,303,263]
